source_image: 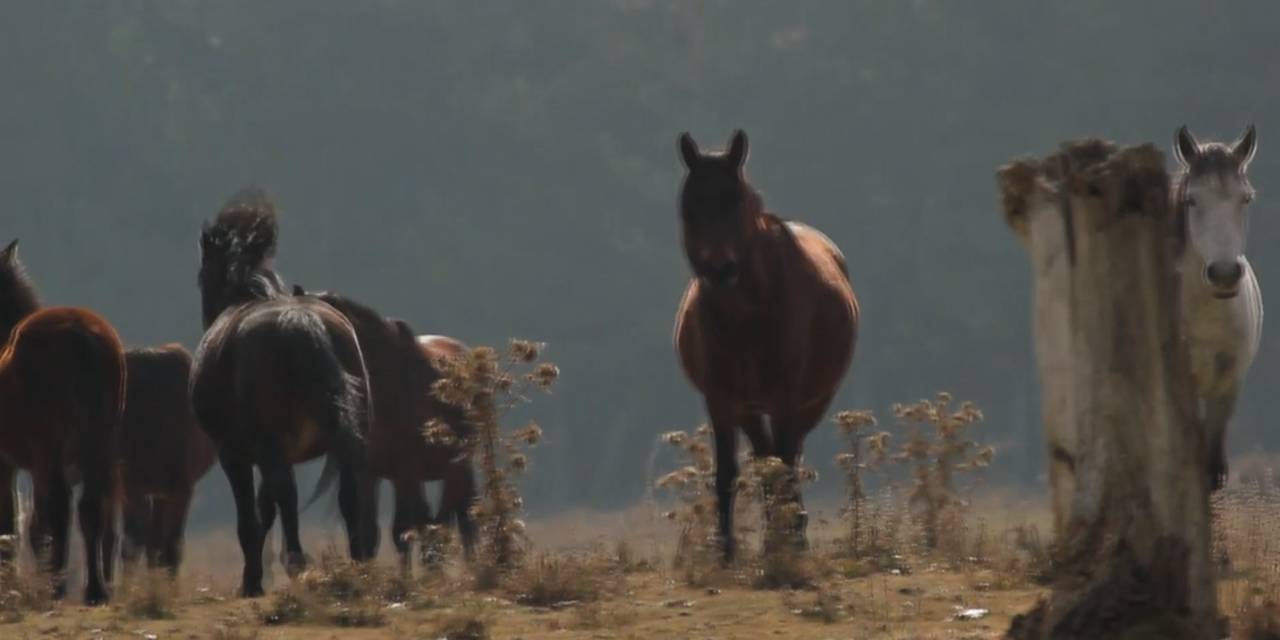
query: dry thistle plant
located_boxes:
[833,409,890,558]
[741,455,820,589]
[888,392,993,553]
[655,425,722,582]
[425,339,556,581]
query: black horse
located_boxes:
[190,188,377,597]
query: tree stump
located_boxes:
[999,140,1219,640]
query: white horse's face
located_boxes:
[1175,125,1258,299]
[1184,172,1254,297]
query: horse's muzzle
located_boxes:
[698,260,740,287]
[1205,259,1244,298]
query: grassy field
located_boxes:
[2,478,1280,640]
[0,498,1050,640]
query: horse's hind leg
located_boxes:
[0,460,17,564]
[337,461,379,561]
[78,460,114,605]
[221,457,265,597]
[442,464,478,561]
[262,462,306,578]
[30,466,72,600]
[157,486,195,577]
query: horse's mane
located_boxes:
[215,185,279,260]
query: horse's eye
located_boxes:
[1185,196,1197,208]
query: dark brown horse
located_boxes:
[672,131,859,560]
[293,286,476,573]
[191,189,377,597]
[0,240,126,604]
[110,344,216,576]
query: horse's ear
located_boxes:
[1233,124,1258,168]
[1174,125,1200,166]
[726,129,748,169]
[678,132,701,170]
[1,240,17,266]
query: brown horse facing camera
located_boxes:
[0,240,126,605]
[191,189,377,598]
[673,131,859,561]
[293,286,477,574]
[109,344,216,577]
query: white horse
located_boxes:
[1173,125,1264,490]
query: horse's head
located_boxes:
[198,195,281,326]
[677,129,762,288]
[0,240,40,341]
[1174,125,1258,299]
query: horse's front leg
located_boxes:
[707,398,740,563]
[772,397,831,551]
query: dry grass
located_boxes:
[260,547,415,628]
[119,569,178,620]
[502,553,617,607]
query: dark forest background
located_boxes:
[2,2,1277,527]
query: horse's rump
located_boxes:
[0,308,125,470]
[221,300,370,464]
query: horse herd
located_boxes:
[0,126,1263,605]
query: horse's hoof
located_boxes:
[283,552,309,579]
[83,586,109,607]
[51,582,67,601]
[241,582,266,598]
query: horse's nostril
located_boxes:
[1206,261,1244,287]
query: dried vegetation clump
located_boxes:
[425,339,557,587]
[262,548,414,627]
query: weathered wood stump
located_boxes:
[999,140,1218,640]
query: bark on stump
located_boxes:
[999,140,1218,640]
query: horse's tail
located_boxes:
[273,310,371,510]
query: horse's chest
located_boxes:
[1184,297,1255,396]
[703,332,785,404]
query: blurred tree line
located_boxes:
[1,1,1276,525]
